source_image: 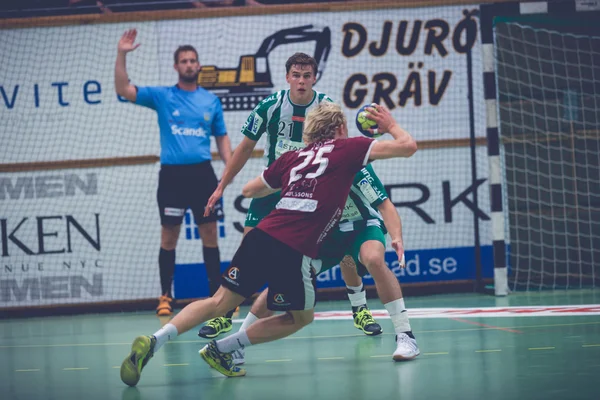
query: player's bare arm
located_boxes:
[367,105,417,160]
[204,136,257,216]
[219,136,256,188]
[115,29,140,102]
[215,135,233,166]
[241,175,279,199]
[378,199,406,267]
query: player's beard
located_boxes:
[179,71,199,84]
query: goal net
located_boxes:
[494,19,600,290]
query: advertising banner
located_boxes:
[1,4,488,305]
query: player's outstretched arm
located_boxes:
[378,199,406,268]
[114,29,140,102]
[242,175,279,199]
[220,136,256,188]
[366,105,417,160]
[204,136,257,216]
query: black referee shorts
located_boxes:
[157,161,223,226]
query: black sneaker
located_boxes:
[198,317,233,339]
[353,306,383,336]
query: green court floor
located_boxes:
[2,290,599,400]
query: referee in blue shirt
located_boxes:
[115,29,234,333]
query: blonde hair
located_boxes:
[303,102,347,145]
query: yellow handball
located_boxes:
[355,104,381,138]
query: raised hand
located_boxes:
[204,185,224,217]
[118,29,141,54]
[365,103,398,135]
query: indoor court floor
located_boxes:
[2,290,599,400]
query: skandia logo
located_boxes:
[170,125,207,137]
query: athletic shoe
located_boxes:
[232,348,245,365]
[120,335,156,386]
[199,340,246,377]
[393,333,420,361]
[156,295,172,316]
[353,306,383,336]
[198,317,233,338]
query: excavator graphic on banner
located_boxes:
[197,25,331,111]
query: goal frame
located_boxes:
[479,0,600,295]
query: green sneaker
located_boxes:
[353,307,383,336]
[198,317,233,339]
[199,340,246,377]
[120,335,156,386]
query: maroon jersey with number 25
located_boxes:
[258,136,376,258]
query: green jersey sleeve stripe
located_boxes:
[241,91,282,140]
[317,92,334,103]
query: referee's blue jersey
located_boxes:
[136,85,227,165]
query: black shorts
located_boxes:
[157,161,223,226]
[221,228,318,311]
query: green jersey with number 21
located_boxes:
[241,89,333,166]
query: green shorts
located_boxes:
[244,192,281,227]
[319,224,386,276]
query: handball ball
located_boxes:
[355,104,381,138]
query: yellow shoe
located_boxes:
[353,307,383,336]
[198,316,232,339]
[156,295,172,316]
[120,335,156,386]
[199,340,246,377]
